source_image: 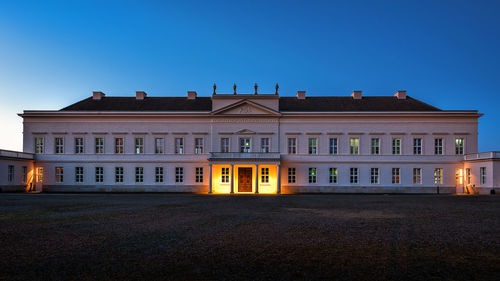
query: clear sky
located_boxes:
[0,0,499,152]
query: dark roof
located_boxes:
[60,95,441,112]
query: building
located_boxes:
[1,87,499,194]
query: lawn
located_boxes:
[0,194,499,281]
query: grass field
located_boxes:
[0,193,499,281]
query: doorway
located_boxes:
[238,167,252,192]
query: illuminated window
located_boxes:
[455,138,464,155]
[240,138,251,153]
[135,167,143,183]
[392,138,401,155]
[434,168,443,184]
[22,166,27,183]
[329,138,338,154]
[260,138,270,153]
[288,168,296,183]
[75,167,83,183]
[195,167,203,183]
[308,138,318,155]
[413,168,422,184]
[287,138,297,154]
[392,168,400,184]
[55,167,63,183]
[155,167,164,183]
[350,168,358,184]
[350,138,359,155]
[175,167,184,183]
[261,167,269,183]
[36,167,44,183]
[55,137,64,154]
[75,137,84,154]
[329,167,338,184]
[175,138,184,154]
[434,138,443,155]
[371,138,380,155]
[455,168,463,185]
[115,138,124,154]
[370,168,379,184]
[95,137,104,154]
[413,138,422,155]
[221,167,230,183]
[155,138,164,154]
[115,167,123,183]
[7,165,14,182]
[466,168,471,185]
[135,138,144,154]
[35,137,44,154]
[95,167,103,183]
[308,168,317,183]
[195,138,204,154]
[480,167,486,185]
[221,138,230,153]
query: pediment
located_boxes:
[211,100,281,116]
[235,129,256,135]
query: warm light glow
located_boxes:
[211,164,279,194]
[456,168,463,185]
[24,169,35,192]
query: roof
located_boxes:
[60,95,441,112]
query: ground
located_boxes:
[0,194,499,281]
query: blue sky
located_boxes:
[0,0,499,151]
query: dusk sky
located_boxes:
[0,0,499,151]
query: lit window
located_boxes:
[221,138,230,153]
[55,137,64,154]
[95,137,104,154]
[392,138,401,155]
[175,138,184,154]
[135,167,143,183]
[287,138,297,154]
[434,138,443,155]
[195,167,203,183]
[308,168,317,183]
[413,138,422,155]
[240,138,251,153]
[115,138,124,154]
[36,167,44,183]
[288,168,296,183]
[135,138,144,154]
[308,138,318,155]
[195,138,204,154]
[95,167,103,183]
[260,138,270,153]
[455,168,463,185]
[35,137,44,153]
[261,167,269,183]
[115,167,124,183]
[480,167,486,185]
[392,168,400,184]
[155,167,164,183]
[413,168,422,184]
[434,168,443,184]
[371,138,380,155]
[370,168,379,184]
[329,167,338,184]
[155,138,164,154]
[329,138,338,155]
[75,167,84,183]
[55,167,64,183]
[455,138,464,155]
[350,138,359,155]
[175,167,184,183]
[350,168,358,184]
[7,165,14,182]
[221,167,230,183]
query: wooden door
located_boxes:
[238,167,252,192]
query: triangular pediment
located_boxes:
[211,100,281,116]
[235,129,256,135]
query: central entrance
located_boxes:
[238,167,252,192]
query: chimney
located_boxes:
[297,91,306,100]
[351,90,362,99]
[394,90,407,99]
[187,91,197,100]
[136,91,147,100]
[92,91,105,100]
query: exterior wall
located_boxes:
[464,152,500,194]
[0,151,34,192]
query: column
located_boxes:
[255,164,259,194]
[277,164,281,194]
[230,164,234,194]
[208,164,212,194]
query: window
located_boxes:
[288,168,296,183]
[260,138,270,153]
[155,167,164,183]
[92,167,102,183]
[195,167,203,183]
[22,166,27,183]
[155,138,164,154]
[74,138,84,154]
[308,138,318,154]
[370,168,379,184]
[329,168,338,184]
[175,167,184,183]
[175,138,184,154]
[261,167,269,183]
[135,138,144,154]
[308,168,317,183]
[221,138,230,153]
[287,138,297,154]
[135,167,144,183]
[466,168,471,185]
[434,138,443,155]
[221,167,230,183]
[55,167,64,183]
[480,167,486,185]
[413,138,422,155]
[36,167,44,183]
[455,138,464,155]
[434,168,443,184]
[35,137,44,153]
[240,138,251,153]
[392,138,401,155]
[195,138,204,154]
[455,169,463,185]
[413,168,422,184]
[350,168,359,184]
[371,138,380,155]
[115,138,124,154]
[95,137,104,154]
[350,138,359,155]
[115,167,124,183]
[55,137,64,154]
[392,168,400,184]
[75,167,84,183]
[329,138,338,154]
[7,165,14,182]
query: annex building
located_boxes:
[1,86,499,194]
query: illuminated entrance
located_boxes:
[238,167,252,192]
[209,163,281,194]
